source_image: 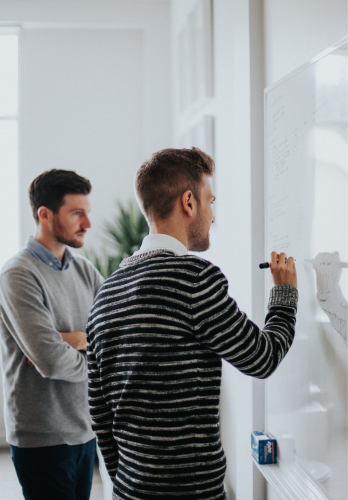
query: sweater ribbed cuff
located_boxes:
[268,284,298,309]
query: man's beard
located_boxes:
[187,209,210,252]
[52,215,85,248]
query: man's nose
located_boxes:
[83,215,92,229]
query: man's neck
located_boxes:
[149,217,189,249]
[34,233,66,262]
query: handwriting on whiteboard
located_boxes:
[307,252,348,341]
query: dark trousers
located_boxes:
[11,438,96,500]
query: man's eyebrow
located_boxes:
[69,208,91,212]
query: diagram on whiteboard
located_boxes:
[307,252,348,341]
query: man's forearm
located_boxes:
[60,331,87,351]
[0,270,88,382]
[27,331,87,370]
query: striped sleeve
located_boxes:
[191,264,298,378]
[87,331,118,479]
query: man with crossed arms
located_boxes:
[0,169,104,500]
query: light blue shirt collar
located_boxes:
[133,234,188,257]
[25,236,74,271]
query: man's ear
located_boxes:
[37,206,52,224]
[181,190,195,218]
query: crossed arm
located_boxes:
[0,269,88,383]
[27,331,87,367]
[60,331,87,351]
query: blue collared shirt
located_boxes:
[25,236,74,271]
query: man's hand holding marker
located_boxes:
[260,252,297,289]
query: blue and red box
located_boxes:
[251,431,277,464]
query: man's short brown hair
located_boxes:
[135,148,215,221]
[29,169,92,223]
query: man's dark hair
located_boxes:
[135,147,215,222]
[29,169,92,222]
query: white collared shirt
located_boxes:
[133,234,188,257]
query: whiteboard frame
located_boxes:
[264,35,348,96]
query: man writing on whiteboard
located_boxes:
[86,148,298,500]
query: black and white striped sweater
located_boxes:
[86,251,298,500]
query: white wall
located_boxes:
[0,0,171,252]
[21,27,144,249]
[264,0,348,88]
[0,0,171,447]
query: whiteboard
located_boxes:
[265,38,348,500]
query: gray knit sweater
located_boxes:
[0,250,104,447]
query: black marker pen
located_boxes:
[259,259,295,269]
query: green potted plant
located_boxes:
[84,200,149,278]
